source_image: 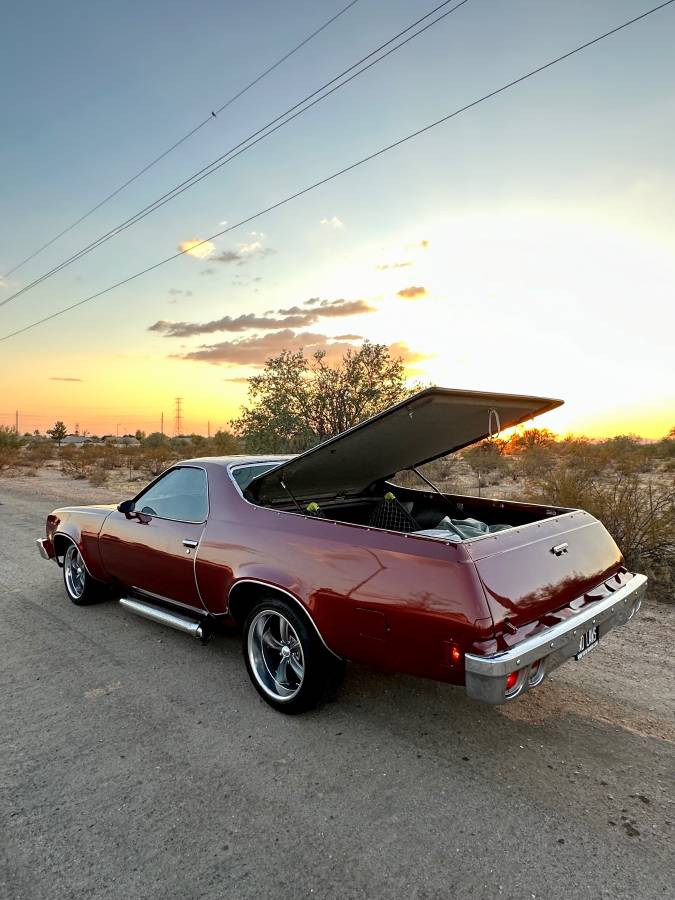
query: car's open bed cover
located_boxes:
[249,387,562,504]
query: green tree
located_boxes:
[135,429,146,442]
[47,421,68,448]
[213,429,241,454]
[144,431,168,448]
[232,341,412,453]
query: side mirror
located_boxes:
[117,499,135,515]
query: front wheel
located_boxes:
[62,543,107,605]
[243,597,342,714]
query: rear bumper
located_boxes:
[464,573,647,704]
[36,538,55,561]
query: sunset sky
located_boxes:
[1,0,673,439]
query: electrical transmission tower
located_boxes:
[174,397,183,436]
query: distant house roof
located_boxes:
[102,434,140,446]
[62,434,92,445]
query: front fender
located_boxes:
[49,508,112,582]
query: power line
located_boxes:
[0,0,470,309]
[0,1,361,280]
[2,0,672,343]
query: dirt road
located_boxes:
[1,480,673,899]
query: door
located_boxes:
[99,466,209,610]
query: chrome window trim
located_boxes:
[227,577,341,660]
[129,464,210,525]
[228,460,289,499]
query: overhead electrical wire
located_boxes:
[0,0,472,309]
[0,0,362,279]
[1,0,672,343]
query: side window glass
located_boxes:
[232,463,279,492]
[135,468,208,522]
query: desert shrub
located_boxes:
[0,447,20,471]
[88,467,109,487]
[60,447,93,480]
[0,425,24,454]
[23,441,54,465]
[138,446,177,477]
[463,439,509,478]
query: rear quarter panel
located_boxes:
[197,468,494,684]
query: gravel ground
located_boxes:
[0,477,673,900]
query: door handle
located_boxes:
[182,539,199,549]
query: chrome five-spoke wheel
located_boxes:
[247,610,305,702]
[243,596,343,713]
[64,544,86,600]
[61,541,106,605]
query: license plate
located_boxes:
[575,625,599,660]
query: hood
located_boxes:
[249,387,563,504]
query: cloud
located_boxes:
[334,333,363,340]
[153,299,376,338]
[406,239,430,249]
[148,299,376,338]
[168,288,193,297]
[375,260,413,270]
[320,216,344,229]
[223,376,251,383]
[397,285,427,299]
[210,241,275,266]
[177,330,362,367]
[388,342,432,365]
[178,239,215,259]
[50,377,83,382]
[200,268,215,276]
[212,250,241,264]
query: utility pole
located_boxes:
[15,410,19,433]
[207,420,211,439]
[174,397,183,436]
[160,411,164,436]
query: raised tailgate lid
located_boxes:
[249,386,562,503]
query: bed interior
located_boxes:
[259,483,569,542]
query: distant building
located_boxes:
[102,434,140,447]
[61,434,95,447]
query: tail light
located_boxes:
[505,671,519,692]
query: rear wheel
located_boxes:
[62,543,107,606]
[243,597,341,714]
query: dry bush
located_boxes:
[60,447,93,480]
[0,447,20,471]
[88,467,109,487]
[23,442,54,466]
[138,446,178,477]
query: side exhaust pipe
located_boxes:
[119,596,205,640]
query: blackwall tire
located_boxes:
[62,543,107,606]
[242,596,339,714]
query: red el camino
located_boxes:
[37,388,646,713]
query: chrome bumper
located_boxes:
[465,573,648,704]
[36,538,54,561]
